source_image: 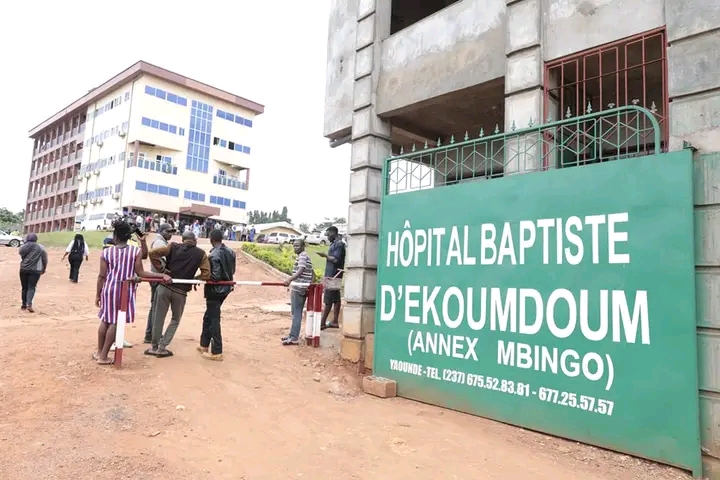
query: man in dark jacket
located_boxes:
[147,231,210,358]
[18,233,48,313]
[198,229,236,361]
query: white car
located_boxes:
[305,232,328,245]
[76,212,118,231]
[0,230,23,247]
[265,232,291,244]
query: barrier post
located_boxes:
[312,283,323,348]
[304,284,315,346]
[114,280,130,369]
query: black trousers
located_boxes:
[200,295,227,354]
[69,259,82,282]
[19,270,40,307]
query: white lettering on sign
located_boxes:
[385,214,630,267]
[380,286,649,346]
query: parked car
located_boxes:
[0,230,23,247]
[266,232,291,244]
[306,232,328,245]
[255,233,267,243]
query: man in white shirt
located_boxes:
[143,224,176,344]
[135,212,145,233]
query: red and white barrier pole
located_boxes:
[305,284,315,346]
[312,283,323,348]
[114,280,131,368]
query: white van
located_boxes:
[77,212,117,231]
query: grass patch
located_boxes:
[37,231,109,249]
[242,243,326,280]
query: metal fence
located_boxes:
[384,104,662,195]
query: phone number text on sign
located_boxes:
[389,359,615,416]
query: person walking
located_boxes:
[61,233,89,283]
[198,229,236,361]
[317,226,345,329]
[147,231,210,358]
[94,221,171,365]
[143,224,176,344]
[282,239,313,346]
[19,233,48,313]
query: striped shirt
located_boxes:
[98,245,140,324]
[292,251,313,293]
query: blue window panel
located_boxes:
[159,122,169,132]
[223,197,230,206]
[169,188,179,197]
[178,97,187,107]
[155,89,166,100]
[169,125,177,134]
[244,118,253,127]
[136,181,148,191]
[158,185,169,195]
[234,143,242,152]
[141,117,151,126]
[179,127,185,136]
[242,146,251,154]
[150,119,159,129]
[234,116,243,125]
[144,86,155,95]
[220,139,227,148]
[147,183,158,194]
[184,191,192,200]
[237,201,246,209]
[192,100,198,108]
[217,110,226,119]
[167,93,178,103]
[199,193,205,202]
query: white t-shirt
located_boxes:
[65,240,90,257]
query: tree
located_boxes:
[312,217,346,233]
[298,223,311,233]
[248,207,292,225]
[0,208,24,231]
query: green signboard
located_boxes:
[375,151,701,474]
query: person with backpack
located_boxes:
[61,233,90,283]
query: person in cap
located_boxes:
[143,223,176,344]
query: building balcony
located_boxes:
[128,121,186,152]
[211,145,250,170]
[212,174,248,191]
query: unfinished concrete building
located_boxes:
[324,0,720,474]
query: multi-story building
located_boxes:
[25,61,264,233]
[325,0,720,474]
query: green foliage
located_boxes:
[242,243,323,280]
[248,207,291,225]
[0,207,24,231]
[37,231,108,248]
[298,222,311,234]
[313,216,346,233]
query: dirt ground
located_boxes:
[0,243,693,480]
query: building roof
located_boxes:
[253,222,302,235]
[28,61,265,137]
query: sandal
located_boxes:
[326,323,339,329]
[144,348,158,356]
[96,358,114,365]
[156,350,174,358]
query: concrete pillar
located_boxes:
[341,0,392,367]
[503,0,544,174]
[666,3,720,477]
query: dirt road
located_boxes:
[0,245,691,479]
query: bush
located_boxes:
[242,243,323,280]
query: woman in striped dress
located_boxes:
[94,221,171,365]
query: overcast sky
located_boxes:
[0,0,349,227]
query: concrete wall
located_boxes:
[323,0,359,138]
[542,0,665,61]
[376,0,506,114]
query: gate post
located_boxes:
[504,0,546,174]
[342,0,392,370]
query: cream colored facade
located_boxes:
[75,73,258,225]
